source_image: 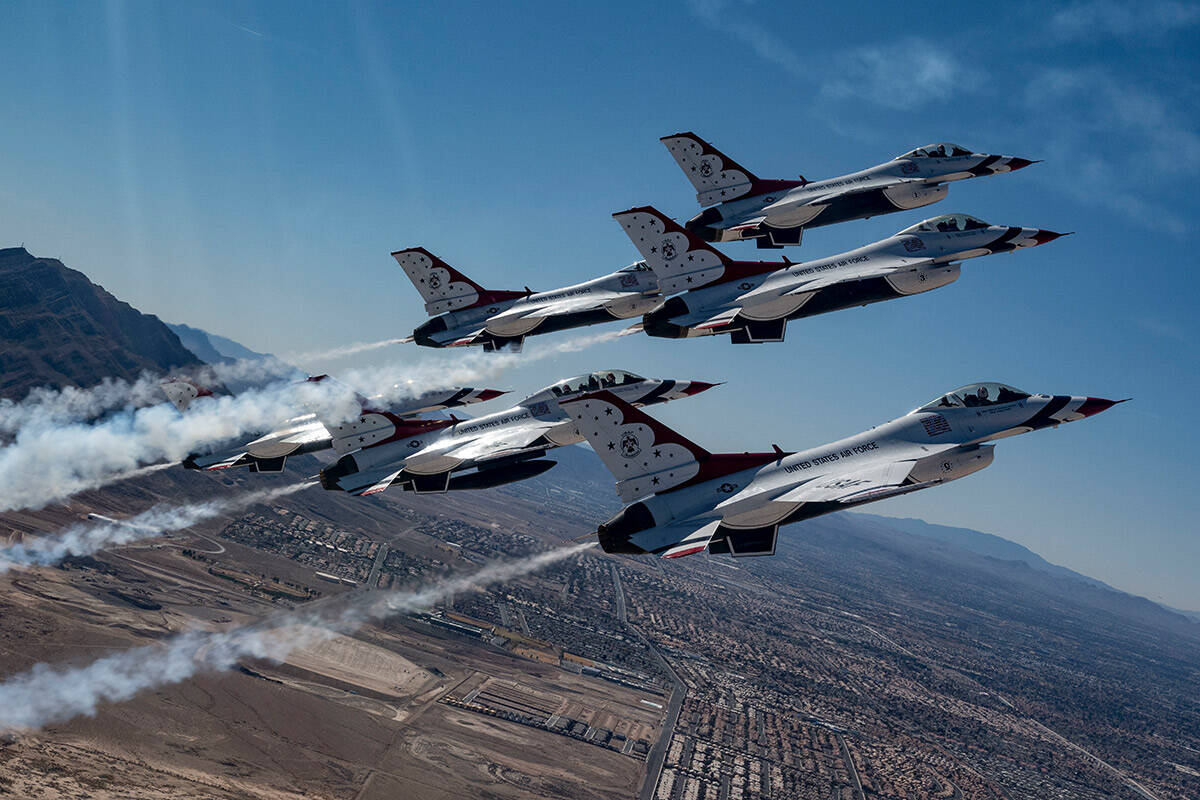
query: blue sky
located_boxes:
[2,0,1198,608]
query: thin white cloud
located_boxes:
[822,41,969,109]
[1049,0,1200,40]
[686,0,806,78]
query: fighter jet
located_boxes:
[661,132,1036,248]
[318,370,718,496]
[397,247,662,351]
[161,376,505,473]
[563,385,1123,558]
[614,207,1066,343]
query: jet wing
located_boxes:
[775,460,938,505]
[794,177,925,208]
[494,294,608,321]
[440,423,553,463]
[774,256,949,296]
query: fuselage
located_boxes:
[688,150,1033,245]
[413,264,661,348]
[645,218,1061,341]
[601,389,1118,556]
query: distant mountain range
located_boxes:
[0,247,201,399]
[167,322,273,364]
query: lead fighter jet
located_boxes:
[397,247,662,351]
[563,384,1123,558]
[162,376,505,473]
[318,370,717,496]
[661,132,1036,248]
[614,207,1066,343]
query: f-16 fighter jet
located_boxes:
[318,370,717,496]
[661,132,1036,248]
[161,376,505,473]
[397,247,662,351]
[614,207,1066,343]
[564,385,1123,558]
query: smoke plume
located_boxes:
[0,482,315,574]
[0,543,592,732]
[0,329,619,513]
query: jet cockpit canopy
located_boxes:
[897,143,973,159]
[898,214,991,235]
[916,382,1031,413]
[523,370,646,406]
[618,261,652,273]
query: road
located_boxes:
[365,544,389,590]
[610,562,686,800]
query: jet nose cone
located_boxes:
[1077,397,1128,418]
[1031,229,1071,246]
[1007,157,1039,171]
[680,380,723,396]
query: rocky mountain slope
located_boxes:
[0,247,201,400]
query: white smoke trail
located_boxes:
[0,542,592,732]
[0,358,302,437]
[285,337,409,362]
[0,482,315,574]
[0,328,622,513]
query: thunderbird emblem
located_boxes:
[699,161,713,178]
[619,432,641,458]
[660,240,678,261]
[428,275,441,289]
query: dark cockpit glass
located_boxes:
[618,261,651,272]
[549,369,644,397]
[897,142,973,159]
[917,382,1030,412]
[898,214,991,235]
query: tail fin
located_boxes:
[661,132,760,206]
[561,390,710,502]
[161,378,216,413]
[612,206,730,293]
[392,247,524,316]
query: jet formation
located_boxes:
[399,135,1051,350]
[162,131,1119,561]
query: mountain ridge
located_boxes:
[0,246,201,400]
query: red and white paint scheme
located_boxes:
[318,370,718,496]
[396,247,663,352]
[563,385,1123,559]
[614,207,1067,343]
[165,376,505,474]
[662,132,1036,248]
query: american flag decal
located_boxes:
[922,414,952,436]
